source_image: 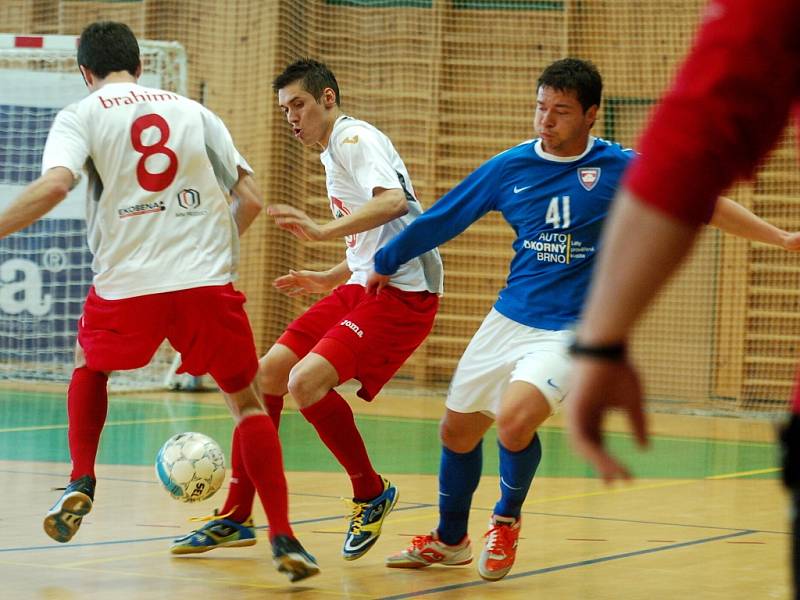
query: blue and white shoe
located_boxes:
[342,477,398,561]
[43,475,95,543]
[171,513,257,555]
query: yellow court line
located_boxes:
[524,479,696,504]
[705,466,781,480]
[350,413,777,447]
[383,480,696,528]
[0,556,371,598]
[0,413,232,434]
[637,435,776,448]
[383,468,777,529]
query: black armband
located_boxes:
[568,339,627,361]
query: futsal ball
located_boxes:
[155,432,225,503]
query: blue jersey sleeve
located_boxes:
[374,156,502,275]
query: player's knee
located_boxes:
[439,418,478,453]
[286,364,323,408]
[257,356,283,393]
[257,347,293,395]
[496,414,536,452]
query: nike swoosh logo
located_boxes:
[344,536,375,551]
[500,476,523,491]
[513,185,533,194]
[546,378,560,390]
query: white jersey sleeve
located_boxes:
[41,105,89,184]
[200,107,253,190]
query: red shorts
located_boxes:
[78,284,258,393]
[278,284,439,401]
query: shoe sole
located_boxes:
[342,487,400,561]
[43,492,93,543]
[170,538,257,555]
[386,556,473,569]
[274,553,321,583]
[478,565,513,581]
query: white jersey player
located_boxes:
[42,82,250,298]
[0,21,318,582]
[170,58,441,564]
[320,114,442,293]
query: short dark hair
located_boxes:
[77,21,140,79]
[537,58,602,112]
[272,58,341,106]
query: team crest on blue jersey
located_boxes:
[578,167,601,191]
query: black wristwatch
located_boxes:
[568,339,627,361]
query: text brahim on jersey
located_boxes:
[98,89,179,109]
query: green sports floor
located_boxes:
[0,389,779,481]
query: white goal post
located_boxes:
[0,34,200,391]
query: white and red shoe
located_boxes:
[478,515,521,581]
[385,531,472,569]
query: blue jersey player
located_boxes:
[366,57,800,582]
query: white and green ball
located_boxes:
[156,432,225,503]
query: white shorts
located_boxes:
[445,308,573,418]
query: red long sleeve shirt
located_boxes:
[625,0,800,224]
[623,0,800,411]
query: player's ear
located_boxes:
[78,65,93,88]
[585,104,598,129]
[322,87,337,108]
[134,62,143,79]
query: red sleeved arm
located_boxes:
[624,0,800,224]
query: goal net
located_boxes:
[0,34,189,390]
[2,3,798,415]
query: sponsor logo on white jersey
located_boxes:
[177,188,200,210]
[331,196,357,248]
[176,189,208,217]
[118,200,166,219]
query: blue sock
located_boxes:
[437,441,482,545]
[493,433,542,519]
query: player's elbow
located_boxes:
[244,194,264,217]
[43,179,70,204]
[41,167,73,203]
[386,189,409,219]
[234,174,265,214]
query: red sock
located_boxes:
[264,394,284,430]
[237,413,293,540]
[219,427,256,523]
[68,367,109,481]
[300,390,383,500]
